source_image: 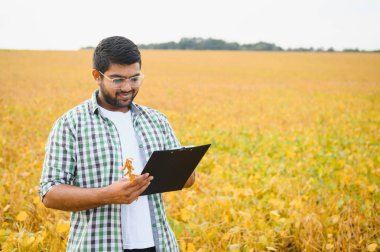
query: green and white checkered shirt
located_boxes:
[40,90,180,252]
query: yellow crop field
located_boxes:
[0,50,379,251]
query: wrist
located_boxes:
[97,186,110,205]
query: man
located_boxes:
[39,36,195,252]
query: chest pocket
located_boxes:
[133,120,166,161]
[75,126,122,188]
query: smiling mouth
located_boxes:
[118,92,132,99]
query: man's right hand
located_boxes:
[42,173,153,212]
[103,173,153,204]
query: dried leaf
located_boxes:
[56,223,70,234]
[270,210,280,218]
[3,205,10,212]
[228,244,240,251]
[187,242,196,252]
[326,244,334,250]
[331,215,339,224]
[33,196,41,204]
[367,243,378,252]
[16,211,28,222]
[23,236,35,247]
[266,246,277,251]
[180,209,191,222]
[368,185,377,193]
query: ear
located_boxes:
[92,69,101,85]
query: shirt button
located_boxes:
[139,144,143,148]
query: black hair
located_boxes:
[93,36,141,73]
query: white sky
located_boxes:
[0,0,379,50]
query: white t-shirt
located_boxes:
[99,107,154,249]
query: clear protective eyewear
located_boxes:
[99,71,144,89]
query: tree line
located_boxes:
[81,37,379,52]
[138,37,378,52]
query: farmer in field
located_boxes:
[39,36,194,252]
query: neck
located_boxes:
[97,91,130,113]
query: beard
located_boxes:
[99,81,138,108]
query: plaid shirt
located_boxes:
[40,90,180,252]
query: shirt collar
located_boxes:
[90,90,142,117]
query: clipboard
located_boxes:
[140,144,211,195]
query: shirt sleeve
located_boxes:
[39,117,76,200]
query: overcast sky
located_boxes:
[0,0,379,50]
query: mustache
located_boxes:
[116,91,132,95]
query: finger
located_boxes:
[130,178,151,195]
[132,174,153,186]
[137,181,151,195]
[124,175,152,191]
[130,181,151,199]
[133,173,150,184]
[129,177,151,193]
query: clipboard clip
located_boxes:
[172,145,195,153]
[180,145,195,151]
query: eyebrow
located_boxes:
[108,73,141,78]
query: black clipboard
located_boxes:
[141,144,211,195]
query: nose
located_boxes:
[120,82,132,92]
